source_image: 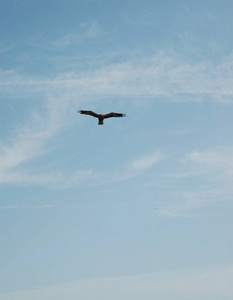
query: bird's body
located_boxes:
[78,110,126,125]
[97,115,104,125]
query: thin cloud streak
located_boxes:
[1,266,232,300]
[0,205,55,210]
[0,204,83,210]
[51,21,103,50]
[0,43,16,54]
[156,145,233,217]
[0,150,163,188]
[129,151,162,171]
[0,106,60,173]
[1,52,233,102]
[1,52,233,193]
[182,146,233,188]
[183,146,233,170]
[156,189,229,218]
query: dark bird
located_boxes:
[78,110,126,125]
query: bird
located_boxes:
[78,110,126,125]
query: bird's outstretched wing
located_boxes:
[103,112,126,119]
[78,110,99,118]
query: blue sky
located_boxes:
[1,0,233,299]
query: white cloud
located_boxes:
[156,146,233,217]
[52,21,103,49]
[1,51,233,189]
[0,104,60,172]
[181,146,233,190]
[156,189,230,218]
[0,147,162,188]
[1,51,233,102]
[129,151,162,171]
[0,43,15,54]
[83,150,162,185]
[183,146,233,171]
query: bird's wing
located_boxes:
[103,112,126,119]
[78,110,99,118]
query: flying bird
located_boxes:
[78,110,126,125]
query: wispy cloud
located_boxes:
[183,146,233,172]
[156,145,233,217]
[0,149,162,188]
[156,189,230,218]
[0,100,62,172]
[52,21,103,50]
[1,51,233,189]
[0,94,71,188]
[1,51,233,102]
[181,146,233,192]
[129,151,162,172]
[0,43,15,54]
[0,205,55,210]
[0,204,84,210]
[1,265,232,300]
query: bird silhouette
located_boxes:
[78,110,126,125]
